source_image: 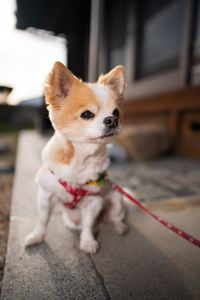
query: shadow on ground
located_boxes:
[92,222,193,299]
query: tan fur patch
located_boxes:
[50,82,100,131]
[98,65,126,96]
[45,62,77,108]
[50,140,74,165]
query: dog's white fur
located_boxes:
[25,62,128,253]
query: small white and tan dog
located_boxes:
[25,62,128,253]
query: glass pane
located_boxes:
[104,0,128,71]
[136,0,184,79]
[191,0,200,85]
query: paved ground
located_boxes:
[1,131,200,299]
[0,133,17,293]
[109,157,200,202]
[93,197,200,299]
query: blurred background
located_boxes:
[0,0,199,158]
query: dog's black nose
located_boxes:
[103,116,118,129]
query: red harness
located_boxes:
[50,169,107,209]
[50,169,96,209]
[58,178,95,209]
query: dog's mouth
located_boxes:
[100,132,115,139]
[91,130,119,142]
[89,126,121,142]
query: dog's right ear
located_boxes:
[45,62,80,106]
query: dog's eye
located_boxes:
[81,110,95,120]
[113,109,120,117]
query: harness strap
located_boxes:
[58,178,94,209]
[50,169,97,209]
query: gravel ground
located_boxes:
[0,133,17,293]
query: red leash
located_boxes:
[112,181,200,249]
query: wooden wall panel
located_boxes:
[123,86,200,158]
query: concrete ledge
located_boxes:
[1,131,109,300]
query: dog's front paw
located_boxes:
[24,231,45,248]
[80,239,99,254]
[115,222,129,235]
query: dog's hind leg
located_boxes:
[106,189,128,235]
[25,188,57,247]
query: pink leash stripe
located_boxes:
[112,182,200,249]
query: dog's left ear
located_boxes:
[98,65,126,96]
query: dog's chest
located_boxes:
[70,153,110,184]
[44,141,109,185]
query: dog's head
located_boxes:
[45,62,126,143]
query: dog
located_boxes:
[25,62,128,253]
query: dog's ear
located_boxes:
[98,65,126,96]
[45,62,80,105]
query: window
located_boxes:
[135,0,184,79]
[89,0,195,99]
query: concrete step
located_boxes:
[1,131,200,299]
[93,197,200,300]
[1,131,110,300]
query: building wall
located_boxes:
[89,0,200,157]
